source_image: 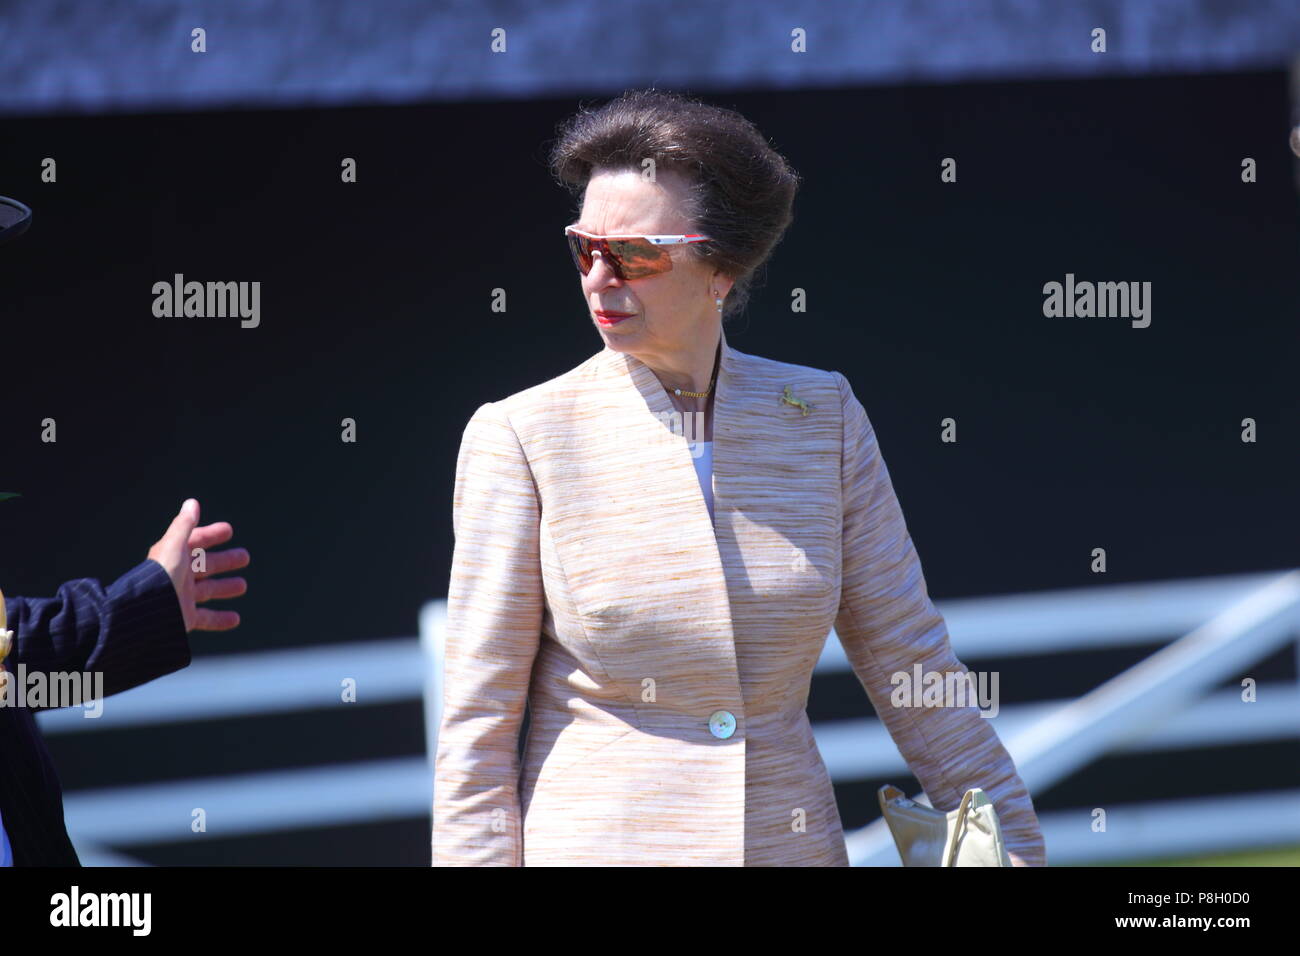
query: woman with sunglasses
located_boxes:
[433,89,1045,867]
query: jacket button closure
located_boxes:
[708,709,736,739]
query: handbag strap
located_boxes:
[941,789,979,867]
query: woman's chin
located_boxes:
[596,320,639,344]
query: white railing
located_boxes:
[41,570,1299,865]
[838,570,1300,865]
[39,637,430,863]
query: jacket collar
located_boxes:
[596,324,738,440]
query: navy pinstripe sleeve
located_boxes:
[0,558,192,865]
[4,558,191,700]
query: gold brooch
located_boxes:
[780,385,815,416]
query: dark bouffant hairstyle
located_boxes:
[547,88,801,322]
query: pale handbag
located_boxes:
[877,783,1012,866]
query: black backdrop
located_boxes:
[1,69,1297,863]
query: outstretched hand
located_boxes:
[147,498,250,632]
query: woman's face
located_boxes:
[574,167,732,364]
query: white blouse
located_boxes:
[688,440,714,522]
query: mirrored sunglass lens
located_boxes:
[607,238,671,278]
[567,234,592,273]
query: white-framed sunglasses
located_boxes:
[564,225,712,279]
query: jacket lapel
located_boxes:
[546,329,738,642]
[613,325,737,530]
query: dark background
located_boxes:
[2,69,1297,863]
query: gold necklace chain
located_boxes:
[672,370,716,399]
[672,342,721,398]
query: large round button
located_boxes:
[708,709,736,739]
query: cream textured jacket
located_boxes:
[432,327,1046,866]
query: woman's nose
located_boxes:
[588,251,622,285]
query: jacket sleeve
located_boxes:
[830,372,1047,866]
[432,401,544,866]
[3,558,191,706]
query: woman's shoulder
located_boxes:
[458,347,610,439]
[739,348,841,386]
[727,347,853,414]
[508,346,611,404]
